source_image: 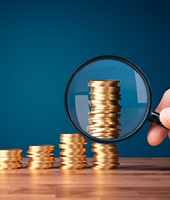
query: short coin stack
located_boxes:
[87,80,121,169]
[0,149,22,169]
[27,145,55,169]
[59,134,87,169]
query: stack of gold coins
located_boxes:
[87,80,121,169]
[27,145,55,169]
[59,134,87,169]
[0,149,22,169]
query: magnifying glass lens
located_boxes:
[65,56,150,143]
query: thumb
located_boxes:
[160,107,170,129]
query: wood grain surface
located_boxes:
[0,158,170,200]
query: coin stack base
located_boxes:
[0,149,22,169]
[87,80,121,169]
[59,134,87,169]
[27,145,55,169]
[91,143,119,169]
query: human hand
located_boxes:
[147,89,170,146]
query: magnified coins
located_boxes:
[64,55,165,144]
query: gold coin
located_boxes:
[88,132,121,138]
[29,145,54,150]
[90,107,121,113]
[28,163,53,169]
[87,125,120,131]
[0,149,22,156]
[0,156,22,161]
[92,143,118,148]
[60,156,86,162]
[60,148,86,154]
[88,115,119,120]
[88,120,120,126]
[91,148,118,154]
[91,104,122,110]
[89,99,120,105]
[91,163,119,169]
[88,129,121,135]
[90,95,121,101]
[59,163,86,169]
[28,161,53,166]
[29,156,55,162]
[27,153,54,157]
[27,149,54,154]
[93,153,119,159]
[0,162,22,169]
[59,144,85,149]
[88,80,119,86]
[60,160,86,165]
[60,134,84,138]
[90,86,120,94]
[88,113,121,118]
[93,158,119,164]
[60,139,86,144]
[87,127,121,133]
[28,160,53,164]
[60,147,86,152]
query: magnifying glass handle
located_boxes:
[148,110,167,128]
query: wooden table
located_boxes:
[0,158,170,200]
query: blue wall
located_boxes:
[0,0,170,157]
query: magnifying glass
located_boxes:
[64,55,165,144]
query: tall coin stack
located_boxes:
[27,145,55,169]
[0,149,22,169]
[59,134,87,169]
[87,80,121,169]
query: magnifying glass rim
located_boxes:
[64,55,152,144]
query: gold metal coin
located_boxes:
[88,132,121,138]
[60,139,86,145]
[88,117,119,124]
[93,158,119,164]
[0,149,22,156]
[60,160,86,165]
[91,148,118,154]
[59,163,86,169]
[0,156,22,162]
[60,134,84,138]
[29,145,54,150]
[59,148,86,155]
[29,156,55,162]
[88,113,121,118]
[59,144,85,149]
[88,120,120,126]
[93,153,119,159]
[88,80,119,86]
[92,143,118,148]
[27,149,54,154]
[60,156,86,162]
[90,86,120,94]
[0,162,22,168]
[90,95,121,101]
[27,153,54,157]
[89,99,120,105]
[90,107,121,113]
[87,127,121,133]
[28,163,53,169]
[91,163,119,169]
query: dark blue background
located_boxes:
[0,0,170,157]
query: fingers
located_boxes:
[147,89,170,146]
[160,107,170,129]
[147,122,169,146]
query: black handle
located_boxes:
[148,110,166,128]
